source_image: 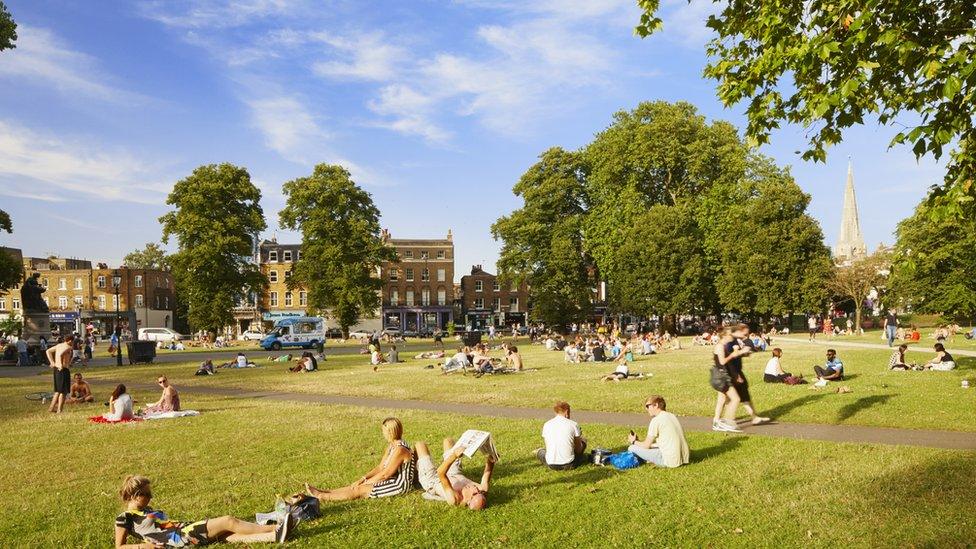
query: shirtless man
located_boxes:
[505,345,524,371]
[69,373,94,403]
[46,334,74,413]
[414,438,495,511]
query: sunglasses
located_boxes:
[644,403,654,409]
[157,380,166,384]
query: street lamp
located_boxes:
[112,270,123,367]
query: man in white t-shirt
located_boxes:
[626,395,689,468]
[535,401,587,470]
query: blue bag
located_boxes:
[605,451,641,470]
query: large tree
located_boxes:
[582,101,745,304]
[890,200,976,323]
[160,164,267,335]
[0,2,19,291]
[828,250,891,333]
[0,1,16,51]
[705,155,833,320]
[609,202,711,329]
[278,164,395,336]
[492,148,593,330]
[123,242,169,269]
[636,1,976,214]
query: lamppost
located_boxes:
[112,270,123,367]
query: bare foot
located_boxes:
[305,483,327,498]
[751,417,770,425]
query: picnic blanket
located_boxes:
[142,410,201,420]
[89,416,143,424]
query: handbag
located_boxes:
[710,365,731,392]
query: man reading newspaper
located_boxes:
[414,430,498,511]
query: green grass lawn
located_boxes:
[1,376,973,547]
[71,338,976,432]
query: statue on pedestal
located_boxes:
[21,272,49,313]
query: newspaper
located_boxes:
[449,429,500,462]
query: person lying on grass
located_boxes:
[626,395,689,468]
[195,360,215,376]
[414,437,495,510]
[305,417,413,502]
[288,352,318,373]
[114,475,291,547]
[69,372,94,403]
[141,376,180,415]
[601,353,630,382]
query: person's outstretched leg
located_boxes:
[207,515,275,542]
[306,482,371,501]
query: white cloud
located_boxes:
[140,0,303,29]
[0,26,143,103]
[0,121,170,204]
[244,94,327,162]
[658,0,720,48]
[309,32,407,81]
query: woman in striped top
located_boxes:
[305,417,414,502]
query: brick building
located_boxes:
[458,265,530,331]
[379,229,455,334]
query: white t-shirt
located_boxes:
[105,393,134,421]
[615,362,629,376]
[764,357,781,376]
[541,414,581,466]
[646,411,689,468]
[236,355,247,368]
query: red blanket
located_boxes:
[89,416,143,424]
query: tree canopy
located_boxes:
[828,250,891,332]
[278,164,395,335]
[635,0,976,215]
[0,3,19,291]
[0,1,16,52]
[123,243,169,270]
[491,148,593,329]
[159,163,267,334]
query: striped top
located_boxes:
[368,441,414,498]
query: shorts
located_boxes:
[142,520,211,547]
[416,454,459,501]
[53,368,71,394]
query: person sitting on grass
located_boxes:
[413,438,495,510]
[442,347,471,374]
[69,373,94,403]
[535,401,587,470]
[925,343,957,371]
[195,360,216,376]
[814,349,844,381]
[142,376,180,415]
[626,395,689,468]
[387,345,401,363]
[888,344,915,371]
[601,355,630,382]
[305,417,413,502]
[370,344,387,367]
[505,345,524,371]
[544,335,557,351]
[114,475,291,547]
[763,348,796,383]
[289,352,318,373]
[564,343,581,363]
[103,384,134,422]
[965,326,976,340]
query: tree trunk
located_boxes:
[854,304,862,334]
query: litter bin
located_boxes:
[462,330,482,347]
[126,341,156,365]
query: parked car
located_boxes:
[240,329,265,341]
[137,327,184,342]
[348,330,372,339]
[381,328,402,338]
[325,328,344,339]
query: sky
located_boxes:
[0,0,948,281]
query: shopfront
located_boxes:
[262,310,307,329]
[49,311,80,336]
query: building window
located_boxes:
[420,251,429,260]
[493,298,501,312]
[296,251,301,260]
[284,270,292,281]
[98,295,106,309]
[270,292,278,307]
[155,295,160,308]
[405,269,414,282]
[74,295,83,306]
[269,250,278,262]
[97,276,106,288]
[135,275,143,288]
[437,269,446,282]
[285,292,293,306]
[404,250,413,259]
[0,298,5,310]
[492,281,500,292]
[509,297,519,312]
[12,298,20,310]
[474,298,484,309]
[57,296,67,309]
[135,294,144,307]
[389,268,398,281]
[269,271,278,283]
[58,277,66,290]
[475,280,483,292]
[437,289,446,306]
[421,288,430,306]
[421,268,430,282]
[405,290,414,306]
[299,291,307,306]
[74,277,83,290]
[112,295,120,309]
[437,250,445,259]
[283,250,292,262]
[390,289,399,306]
[164,297,169,309]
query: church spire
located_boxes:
[834,157,866,263]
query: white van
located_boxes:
[138,327,183,342]
[260,317,326,351]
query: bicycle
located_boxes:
[25,391,55,402]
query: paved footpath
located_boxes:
[774,336,976,357]
[5,367,973,451]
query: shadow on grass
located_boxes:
[488,456,616,507]
[955,356,976,371]
[836,394,895,423]
[689,437,742,464]
[761,393,827,419]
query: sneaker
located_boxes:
[711,420,724,432]
[275,508,294,544]
[720,419,743,433]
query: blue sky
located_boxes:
[0,0,947,280]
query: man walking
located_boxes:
[808,314,818,341]
[46,334,74,413]
[15,337,29,366]
[883,309,899,347]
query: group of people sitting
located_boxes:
[441,343,523,374]
[760,348,845,385]
[888,343,957,371]
[101,375,182,421]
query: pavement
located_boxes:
[774,336,976,357]
[81,343,435,367]
[4,367,975,451]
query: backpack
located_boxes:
[288,495,321,522]
[605,451,642,470]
